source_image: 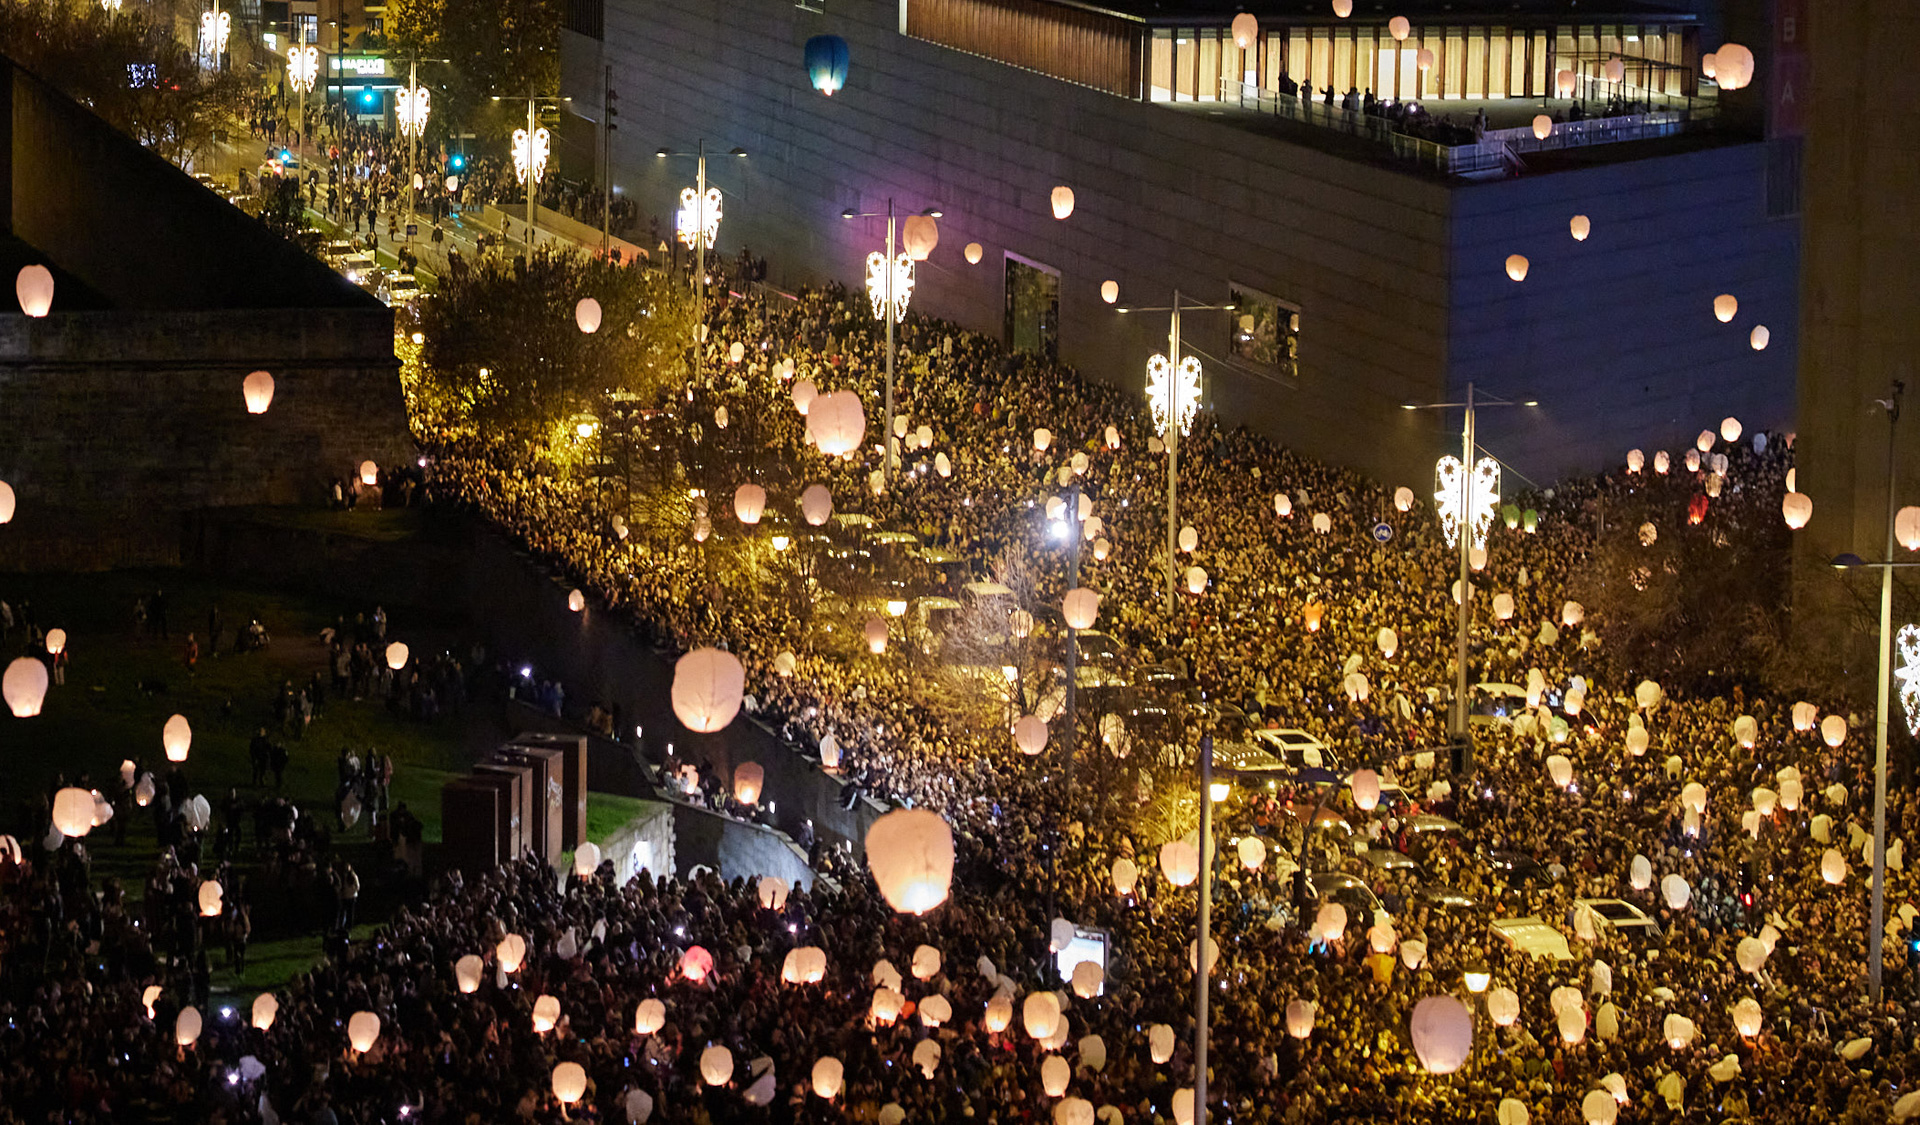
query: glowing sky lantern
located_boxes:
[964,242,983,264]
[1570,214,1591,241]
[812,1056,845,1098]
[348,1011,380,1053]
[252,992,279,1029]
[1782,492,1812,529]
[1533,115,1553,140]
[804,35,849,95]
[176,1005,203,1046]
[497,933,527,972]
[1714,293,1738,322]
[634,998,666,1034]
[1050,186,1075,220]
[671,647,746,733]
[1751,325,1770,350]
[574,297,602,333]
[52,787,94,836]
[807,390,866,455]
[865,808,954,913]
[243,370,275,414]
[700,1044,733,1086]
[733,761,764,804]
[680,946,715,982]
[15,264,52,316]
[1101,280,1118,303]
[1505,254,1530,281]
[1111,856,1138,895]
[1230,12,1257,48]
[3,657,47,717]
[1713,42,1755,90]
[552,1061,588,1105]
[1388,15,1410,40]
[901,214,939,261]
[454,954,483,993]
[1410,996,1473,1074]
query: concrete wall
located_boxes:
[597,799,676,884]
[584,0,1454,486]
[577,0,1798,488]
[0,312,410,569]
[1447,141,1800,482]
[670,799,817,889]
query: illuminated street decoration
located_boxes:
[101,0,121,11]
[1897,624,1920,736]
[865,252,912,323]
[1146,353,1201,437]
[287,46,319,94]
[199,8,231,61]
[676,187,722,249]
[396,86,431,138]
[512,127,551,184]
[1435,455,1501,550]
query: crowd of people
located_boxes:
[4,240,1919,1125]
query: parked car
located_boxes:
[1482,848,1555,888]
[379,273,421,305]
[1307,872,1383,919]
[1490,915,1573,961]
[1252,728,1343,772]
[1575,897,1664,943]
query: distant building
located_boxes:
[563,0,1796,486]
[0,57,409,568]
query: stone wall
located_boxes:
[596,800,676,885]
[0,311,410,569]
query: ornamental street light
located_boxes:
[842,199,942,485]
[1828,377,1910,1005]
[285,45,318,161]
[394,59,442,249]
[1117,292,1236,614]
[199,2,231,68]
[492,91,570,250]
[1401,383,1538,777]
[659,141,746,348]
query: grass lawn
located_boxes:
[0,566,663,994]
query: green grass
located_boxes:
[586,792,652,843]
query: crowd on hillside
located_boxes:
[4,248,1920,1125]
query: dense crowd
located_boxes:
[4,246,1919,1125]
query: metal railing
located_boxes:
[1216,79,1711,177]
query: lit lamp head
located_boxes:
[1464,967,1492,993]
[1209,781,1232,802]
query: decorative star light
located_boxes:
[676,187,722,249]
[1146,353,1202,437]
[511,127,551,185]
[1434,455,1501,550]
[865,251,913,323]
[102,0,122,11]
[199,9,231,60]
[395,86,431,138]
[1898,624,1920,737]
[286,45,319,94]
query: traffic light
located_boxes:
[449,152,465,170]
[606,83,618,131]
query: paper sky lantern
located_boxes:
[14,264,53,317]
[0,481,13,525]
[1487,987,1520,1026]
[1100,280,1118,303]
[1149,1022,1176,1063]
[552,1061,587,1105]
[454,954,483,993]
[1533,115,1553,140]
[197,879,223,917]
[1505,254,1530,282]
[1040,1054,1071,1096]
[1023,992,1062,1040]
[679,946,714,982]
[356,460,377,487]
[819,732,842,770]
[1570,214,1591,241]
[811,1056,844,1098]
[1626,449,1644,473]
[635,998,666,1034]
[1159,839,1199,886]
[1822,714,1847,747]
[1492,592,1515,620]
[1111,856,1138,895]
[1499,1101,1530,1125]
[901,214,939,261]
[758,875,790,911]
[175,1005,202,1046]
[1229,12,1258,48]
[804,35,850,95]
[1714,42,1754,89]
[1416,47,1435,71]
[863,616,889,654]
[1664,1013,1696,1048]
[1070,959,1104,999]
[1032,427,1053,452]
[1393,485,1414,511]
[1556,68,1576,96]
[1274,492,1292,516]
[964,242,983,264]
[1350,768,1381,811]
[732,483,766,525]
[866,808,954,913]
[692,516,710,542]
[733,761,765,805]
[1894,507,1920,551]
[1714,293,1738,322]
[1056,1098,1094,1125]
[936,451,953,477]
[1582,1090,1619,1125]
[1731,996,1763,1038]
[251,992,279,1030]
[1376,627,1398,659]
[1410,996,1473,1074]
[700,1044,733,1086]
[3,657,47,717]
[1546,754,1573,788]
[1388,15,1410,39]
[348,1011,380,1052]
[1063,587,1100,630]
[1312,512,1332,533]
[1184,566,1207,595]
[1661,873,1691,910]
[870,986,905,1024]
[1561,601,1584,627]
[1782,491,1813,529]
[1313,903,1347,942]
[1013,714,1049,755]
[1751,325,1770,350]
[52,787,94,837]
[1237,835,1266,870]
[1303,602,1324,630]
[807,390,866,455]
[791,379,817,416]
[984,993,1014,1033]
[574,297,602,334]
[1332,0,1352,14]
[1630,854,1653,890]
[241,370,276,414]
[529,994,563,1033]
[1654,450,1670,473]
[1822,847,1848,884]
[1050,186,1075,220]
[671,647,745,733]
[912,1036,943,1077]
[800,484,833,526]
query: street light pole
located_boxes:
[1871,381,1904,1004]
[884,197,896,484]
[1195,733,1214,1125]
[525,93,538,250]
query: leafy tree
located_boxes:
[417,249,694,435]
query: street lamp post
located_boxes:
[493,92,568,251]
[286,45,318,162]
[842,200,940,486]
[1829,378,1908,1005]
[1117,293,1233,614]
[1195,733,1215,1125]
[394,59,441,251]
[659,142,746,344]
[1400,384,1537,776]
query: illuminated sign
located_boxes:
[337,56,387,76]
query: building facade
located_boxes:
[563,0,1796,487]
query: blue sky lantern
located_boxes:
[805,35,849,97]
